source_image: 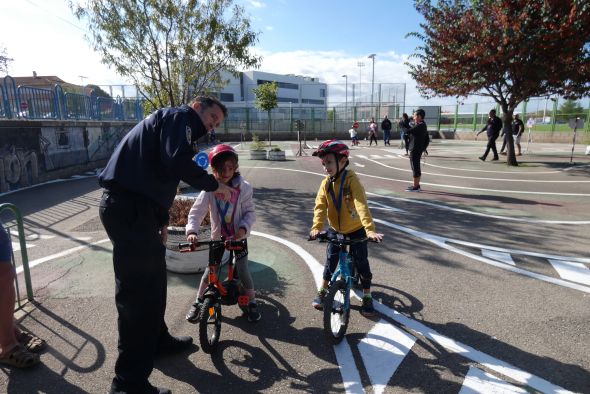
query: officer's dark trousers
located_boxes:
[99,190,169,391]
[482,133,499,159]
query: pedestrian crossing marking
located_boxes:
[481,249,515,266]
[548,259,590,286]
[459,366,527,394]
[359,320,416,394]
[334,340,364,394]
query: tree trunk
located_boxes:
[502,111,518,166]
[268,110,272,147]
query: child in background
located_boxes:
[184,144,259,322]
[349,124,359,146]
[309,140,383,316]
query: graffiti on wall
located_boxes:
[0,145,39,193]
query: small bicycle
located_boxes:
[179,238,249,353]
[310,232,376,344]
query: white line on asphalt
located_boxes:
[356,155,590,183]
[353,162,365,168]
[241,166,590,222]
[366,192,590,224]
[251,230,574,394]
[359,320,416,394]
[459,366,528,394]
[334,341,365,394]
[481,249,516,265]
[548,259,590,286]
[374,218,590,294]
[16,239,111,275]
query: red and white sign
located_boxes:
[353,122,359,129]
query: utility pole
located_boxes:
[368,54,376,107]
[357,62,364,105]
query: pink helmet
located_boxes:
[312,139,350,158]
[208,144,238,165]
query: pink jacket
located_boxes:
[185,175,256,239]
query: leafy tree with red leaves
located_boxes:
[408,0,590,165]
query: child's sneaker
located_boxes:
[312,288,328,310]
[185,299,203,323]
[405,185,421,192]
[360,295,375,317]
[247,301,261,322]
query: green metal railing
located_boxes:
[1,203,34,307]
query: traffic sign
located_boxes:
[353,122,359,129]
[21,101,28,110]
[194,151,209,169]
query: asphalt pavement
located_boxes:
[1,139,589,393]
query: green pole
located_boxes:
[473,103,478,131]
[311,108,315,132]
[585,103,590,132]
[353,106,357,123]
[333,106,336,133]
[551,98,558,132]
[246,107,251,134]
[453,104,459,131]
[522,100,528,119]
[290,106,294,132]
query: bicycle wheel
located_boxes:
[323,279,350,344]
[198,297,222,353]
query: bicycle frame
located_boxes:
[329,247,354,312]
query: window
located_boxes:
[257,79,299,90]
[219,93,234,102]
[302,98,325,105]
[320,89,326,98]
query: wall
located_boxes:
[0,119,135,193]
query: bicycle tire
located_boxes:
[198,297,222,353]
[323,279,350,344]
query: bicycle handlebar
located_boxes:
[307,232,379,245]
[178,239,246,253]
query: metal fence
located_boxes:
[0,75,144,121]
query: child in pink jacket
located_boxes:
[184,144,259,322]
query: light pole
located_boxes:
[368,54,376,108]
[357,62,364,105]
[78,75,87,94]
[342,74,348,122]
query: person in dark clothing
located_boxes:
[398,113,411,155]
[98,96,233,394]
[405,109,428,192]
[476,109,503,161]
[381,115,392,146]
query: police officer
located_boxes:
[99,96,233,394]
[476,109,503,161]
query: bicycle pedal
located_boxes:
[237,295,250,307]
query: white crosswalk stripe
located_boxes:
[548,258,590,286]
[481,249,515,266]
[459,366,527,394]
[358,320,416,394]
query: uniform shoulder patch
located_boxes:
[186,126,192,144]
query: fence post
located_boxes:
[0,203,34,303]
[585,104,590,133]
[332,106,336,133]
[246,107,251,134]
[551,98,558,132]
[453,104,459,131]
[472,103,478,131]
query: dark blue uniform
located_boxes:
[98,104,218,393]
[480,115,503,160]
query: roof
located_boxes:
[10,75,80,90]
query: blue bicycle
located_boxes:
[311,232,375,344]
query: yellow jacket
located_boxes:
[312,169,376,234]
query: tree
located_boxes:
[558,99,584,116]
[253,81,278,147]
[70,0,261,113]
[0,45,13,75]
[408,0,590,166]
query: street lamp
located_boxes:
[342,74,348,122]
[357,62,364,105]
[368,54,376,107]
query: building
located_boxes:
[215,70,328,122]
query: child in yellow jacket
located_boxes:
[309,139,383,316]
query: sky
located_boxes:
[1,0,574,110]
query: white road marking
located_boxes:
[356,155,590,183]
[251,231,574,393]
[334,341,365,394]
[12,242,35,252]
[459,366,527,394]
[353,162,365,168]
[367,200,403,212]
[370,155,384,159]
[374,218,590,294]
[242,167,590,222]
[548,259,590,286]
[481,249,515,266]
[359,320,416,394]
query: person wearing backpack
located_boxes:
[405,109,428,192]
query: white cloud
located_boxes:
[265,26,274,31]
[248,0,266,8]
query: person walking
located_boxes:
[368,118,378,146]
[381,115,392,146]
[476,109,503,161]
[405,109,429,192]
[512,114,525,156]
[98,96,233,394]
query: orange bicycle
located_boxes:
[179,238,249,353]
